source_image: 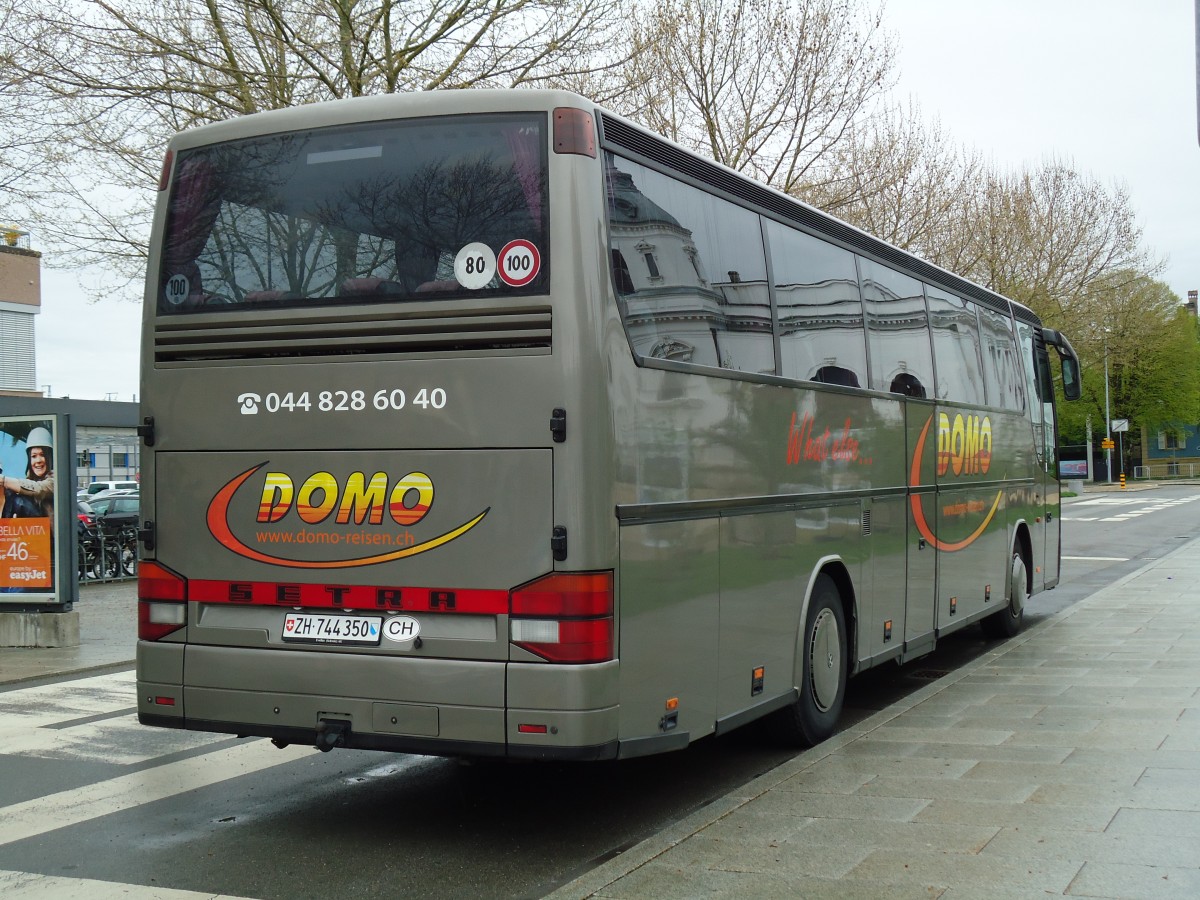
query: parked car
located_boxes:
[77,499,97,529]
[83,480,139,497]
[90,493,140,534]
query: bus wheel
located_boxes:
[982,550,1028,639]
[771,574,847,746]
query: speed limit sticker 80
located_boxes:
[498,240,541,287]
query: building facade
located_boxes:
[0,228,41,397]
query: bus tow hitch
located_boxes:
[315,718,350,752]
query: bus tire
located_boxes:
[982,549,1028,639]
[771,574,847,746]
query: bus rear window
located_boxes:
[157,113,548,314]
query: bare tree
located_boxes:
[802,99,987,274]
[972,161,1155,334]
[2,0,623,282]
[617,0,895,194]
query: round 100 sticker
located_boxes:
[498,239,541,287]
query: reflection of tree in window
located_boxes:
[332,157,534,292]
[159,117,547,310]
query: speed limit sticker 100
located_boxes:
[498,240,541,287]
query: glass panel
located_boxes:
[158,113,549,314]
[1016,320,1046,465]
[858,258,933,398]
[978,305,1026,411]
[927,287,986,405]
[606,154,774,376]
[763,219,867,388]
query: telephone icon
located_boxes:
[237,392,261,415]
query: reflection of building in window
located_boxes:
[859,260,933,397]
[606,159,772,375]
[777,281,866,384]
[813,365,861,388]
[928,291,986,405]
[648,338,695,362]
[636,242,662,280]
[889,372,926,398]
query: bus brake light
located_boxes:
[139,561,187,641]
[510,572,613,663]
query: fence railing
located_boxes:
[1132,463,1200,480]
[77,528,138,584]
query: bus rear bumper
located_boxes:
[137,644,622,760]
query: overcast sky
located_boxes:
[32,0,1200,401]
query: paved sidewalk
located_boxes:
[550,539,1200,899]
[0,580,136,684]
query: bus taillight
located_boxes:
[157,149,174,191]
[138,560,187,641]
[510,572,614,663]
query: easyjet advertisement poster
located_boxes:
[0,416,61,601]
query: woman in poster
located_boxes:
[1,426,55,522]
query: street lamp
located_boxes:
[1103,327,1112,483]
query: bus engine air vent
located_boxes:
[861,510,872,536]
[153,307,552,364]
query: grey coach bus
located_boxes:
[136,90,1081,760]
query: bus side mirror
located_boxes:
[1042,327,1082,402]
[1060,356,1081,401]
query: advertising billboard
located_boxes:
[0,415,75,608]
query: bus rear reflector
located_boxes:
[510,571,614,663]
[139,561,187,641]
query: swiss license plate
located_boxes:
[282,613,382,645]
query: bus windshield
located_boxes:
[157,112,548,314]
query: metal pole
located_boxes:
[1104,333,1112,483]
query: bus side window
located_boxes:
[858,257,934,399]
[927,287,986,406]
[764,218,867,387]
[978,305,1026,411]
[605,154,774,376]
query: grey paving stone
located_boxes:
[790,753,975,782]
[870,725,1013,745]
[1029,780,1200,811]
[964,759,1145,787]
[856,775,1038,803]
[914,798,1119,831]
[981,824,1200,868]
[851,737,1073,764]
[746,789,930,823]
[1064,747,1200,770]
[1066,860,1200,898]
[1106,807,1200,838]
[847,848,1081,894]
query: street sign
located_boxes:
[1111,419,1129,433]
